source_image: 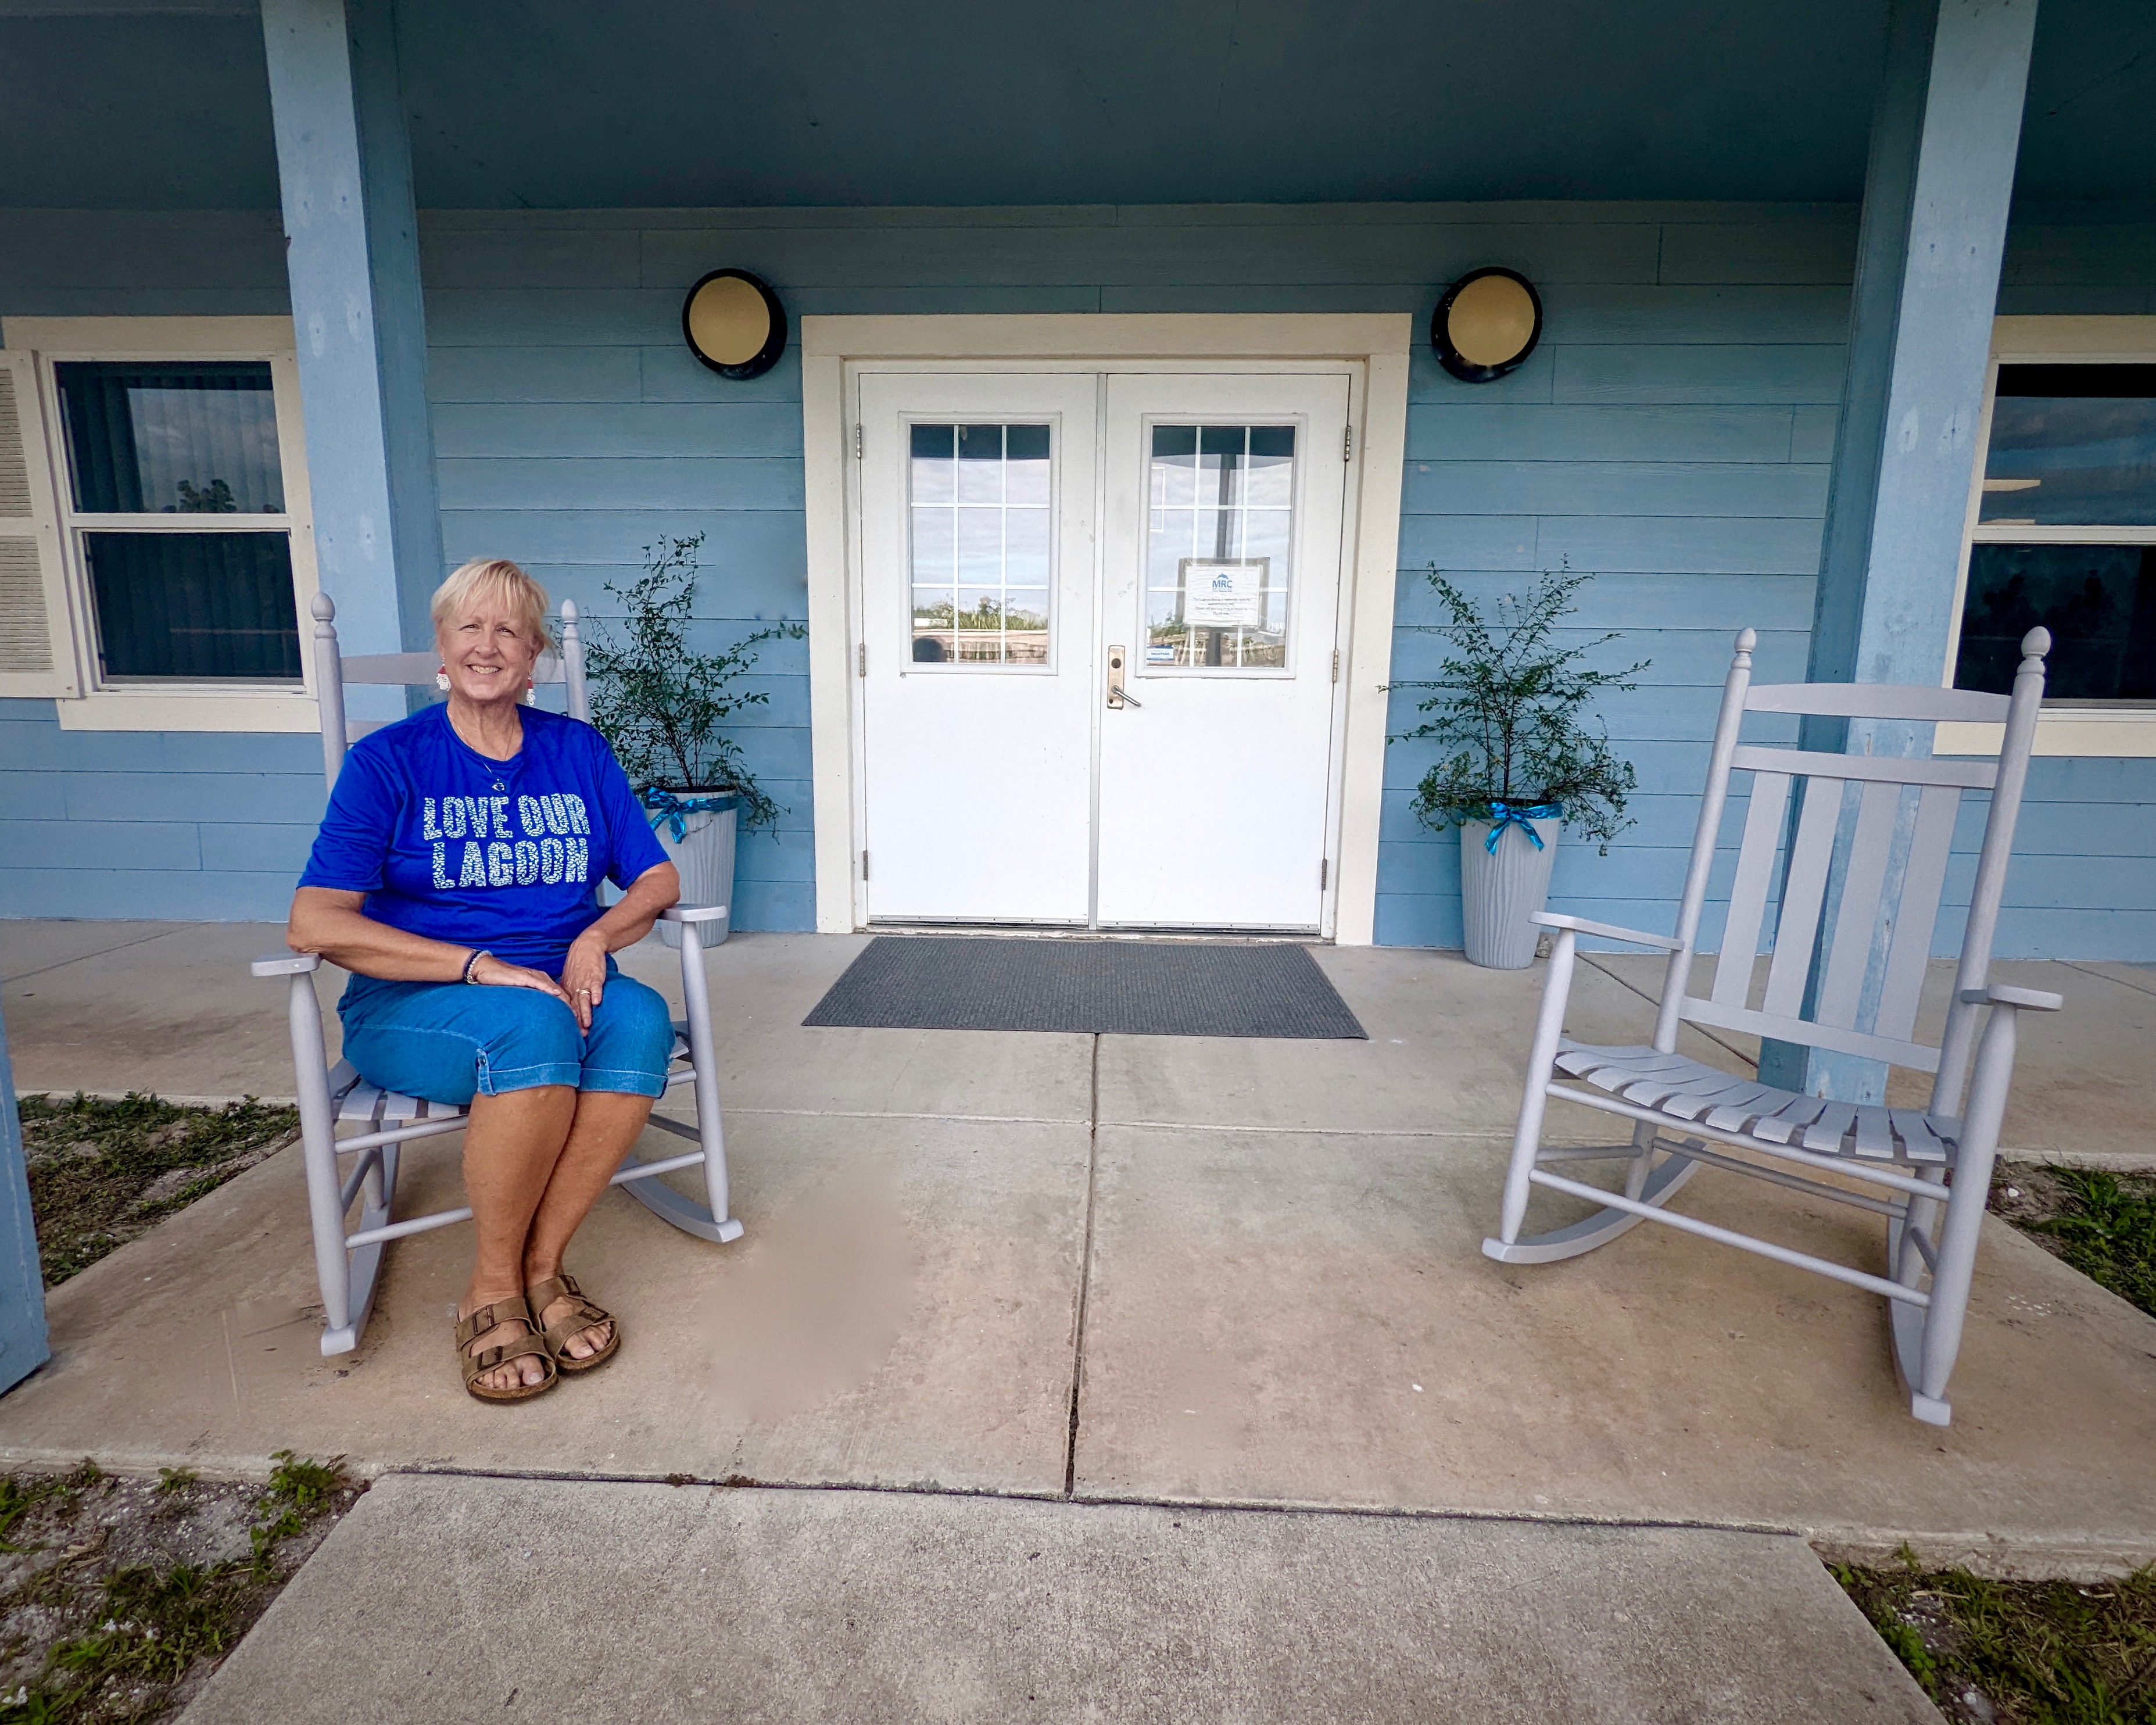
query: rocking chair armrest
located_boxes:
[1529,912,1684,953]
[660,904,729,925]
[1957,983,2062,1012]
[251,951,322,978]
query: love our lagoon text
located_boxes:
[422,793,593,890]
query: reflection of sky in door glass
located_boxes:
[909,423,1051,665]
[1145,424,1294,668]
[1980,366,2156,526]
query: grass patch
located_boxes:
[0,1456,360,1723]
[15,1094,298,1287]
[1994,1164,2156,1322]
[1836,1552,2156,1723]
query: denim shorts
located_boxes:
[338,961,675,1106]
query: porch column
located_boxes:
[260,0,442,659]
[0,1011,51,1397]
[1760,0,2039,1100]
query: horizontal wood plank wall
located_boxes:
[1,199,2153,954]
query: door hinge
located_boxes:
[1331,647,1340,683]
[857,642,867,677]
[854,424,863,459]
[861,850,869,880]
[1320,858,1329,890]
[1343,425,1353,463]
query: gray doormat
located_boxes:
[803,936,1367,1039]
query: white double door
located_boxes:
[855,367,1352,931]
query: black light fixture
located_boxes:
[682,269,787,380]
[1431,267,1542,383]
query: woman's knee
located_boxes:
[582,977,674,1093]
[481,988,585,1078]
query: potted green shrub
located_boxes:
[1391,567,1645,968]
[584,533,802,947]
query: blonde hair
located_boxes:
[431,558,554,652]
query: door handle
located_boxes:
[1106,645,1142,708]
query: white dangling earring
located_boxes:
[524,679,538,706]
[435,667,451,692]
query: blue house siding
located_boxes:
[2,199,2153,955]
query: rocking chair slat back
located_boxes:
[1742,681,2013,722]
[1759,776,1844,1017]
[1810,778,1903,1028]
[1709,770,1789,1009]
[1874,785,1962,1042]
[1660,628,2052,1111]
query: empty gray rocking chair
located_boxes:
[1486,627,2056,1426]
[252,592,744,1357]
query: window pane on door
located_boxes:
[56,362,285,516]
[909,423,1051,665]
[84,531,302,680]
[1953,543,2156,700]
[1145,424,1294,669]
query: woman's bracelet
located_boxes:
[461,948,491,984]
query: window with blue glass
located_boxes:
[1954,364,2156,703]
[55,362,302,682]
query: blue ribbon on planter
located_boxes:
[640,785,740,842]
[1482,800,1563,853]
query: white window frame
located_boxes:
[1939,315,2156,757]
[1,316,321,733]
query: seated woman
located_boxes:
[287,558,679,1404]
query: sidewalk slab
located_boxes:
[180,1474,1941,1725]
[0,1109,1087,1495]
[1074,1124,2156,1569]
[1093,944,1743,1139]
[2,922,342,1102]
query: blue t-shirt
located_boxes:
[298,703,669,975]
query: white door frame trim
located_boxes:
[801,313,1413,943]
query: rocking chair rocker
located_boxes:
[252,592,744,1357]
[1485,625,2055,1426]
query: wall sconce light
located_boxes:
[682,269,787,381]
[1432,268,1542,383]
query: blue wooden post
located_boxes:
[1760,0,2040,1102]
[260,0,443,668]
[0,1010,52,1397]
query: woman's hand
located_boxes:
[558,931,610,1032]
[472,952,577,1014]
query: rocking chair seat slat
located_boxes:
[1555,1040,1960,1169]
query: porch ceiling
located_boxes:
[1,0,2153,210]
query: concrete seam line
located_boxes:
[1063,1032,1102,1499]
[0,925,184,986]
[2058,958,2156,1003]
[356,1470,2156,1571]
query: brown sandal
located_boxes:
[526,1273,620,1375]
[455,1295,557,1403]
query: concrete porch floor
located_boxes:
[1,921,2152,1572]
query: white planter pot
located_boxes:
[1459,815,1562,969]
[650,792,737,949]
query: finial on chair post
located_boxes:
[311,590,336,629]
[2019,626,2051,668]
[1733,627,1756,668]
[558,597,590,724]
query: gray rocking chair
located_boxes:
[1486,626,2056,1426]
[252,592,743,1357]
